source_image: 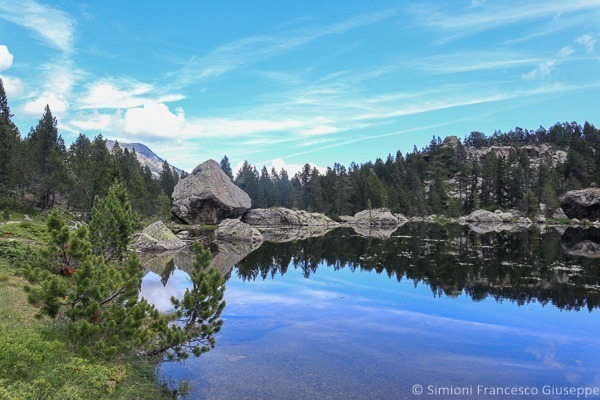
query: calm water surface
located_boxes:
[141,224,600,399]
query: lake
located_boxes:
[140,224,600,399]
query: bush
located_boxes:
[2,209,9,221]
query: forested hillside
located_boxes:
[1,78,598,220]
[0,79,186,219]
[229,123,599,218]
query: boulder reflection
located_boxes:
[142,224,600,312]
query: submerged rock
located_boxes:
[243,207,338,226]
[559,188,600,220]
[172,159,251,224]
[215,219,263,244]
[134,221,186,252]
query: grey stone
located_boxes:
[552,208,568,219]
[134,221,186,252]
[559,188,600,220]
[215,219,263,244]
[172,159,251,224]
[351,208,398,226]
[243,207,338,226]
[466,209,503,223]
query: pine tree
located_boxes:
[159,159,176,198]
[0,78,20,205]
[24,209,225,360]
[220,155,233,179]
[22,105,68,209]
[88,182,138,261]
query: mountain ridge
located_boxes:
[105,140,183,178]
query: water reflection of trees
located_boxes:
[236,225,600,311]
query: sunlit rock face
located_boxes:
[134,221,185,252]
[466,209,503,223]
[559,188,600,220]
[242,207,338,227]
[215,219,264,244]
[172,159,251,224]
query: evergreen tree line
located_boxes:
[224,122,600,218]
[0,78,186,218]
[2,77,599,220]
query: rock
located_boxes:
[539,203,547,216]
[552,208,568,219]
[424,215,436,223]
[134,221,186,252]
[466,210,503,223]
[176,231,190,240]
[351,208,398,226]
[23,215,32,221]
[338,215,355,223]
[496,212,513,222]
[559,188,600,220]
[494,209,502,214]
[535,215,546,224]
[571,218,581,225]
[394,213,409,223]
[242,207,338,226]
[508,209,521,217]
[215,219,263,244]
[517,217,532,225]
[171,159,251,224]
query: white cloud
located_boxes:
[22,91,68,115]
[69,111,113,131]
[0,0,75,53]
[558,46,575,57]
[0,45,13,71]
[575,34,597,54]
[0,75,23,98]
[123,102,186,138]
[522,59,558,80]
[78,78,185,110]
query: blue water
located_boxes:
[142,251,600,399]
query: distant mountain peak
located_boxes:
[105,140,183,178]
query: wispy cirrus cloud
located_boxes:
[413,0,600,42]
[0,0,76,53]
[575,34,597,54]
[170,10,395,86]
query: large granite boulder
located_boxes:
[559,188,600,220]
[242,207,338,226]
[134,221,186,252]
[215,219,263,244]
[172,159,251,224]
[348,208,398,226]
[466,209,503,223]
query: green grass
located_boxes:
[0,217,166,400]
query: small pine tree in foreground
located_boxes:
[24,185,226,360]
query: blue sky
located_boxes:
[1,0,599,174]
